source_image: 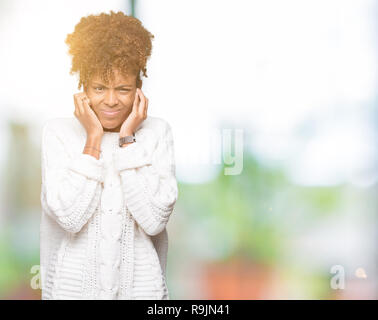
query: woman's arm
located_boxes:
[114,121,179,236]
[40,122,105,233]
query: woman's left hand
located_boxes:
[119,88,149,137]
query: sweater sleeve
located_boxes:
[40,123,105,234]
[113,121,179,236]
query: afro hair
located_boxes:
[65,10,154,90]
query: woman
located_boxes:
[40,11,178,300]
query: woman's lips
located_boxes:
[101,110,121,117]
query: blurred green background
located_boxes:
[0,0,377,299]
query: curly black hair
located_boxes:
[65,10,154,90]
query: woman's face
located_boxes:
[85,69,138,132]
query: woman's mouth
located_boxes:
[101,110,121,117]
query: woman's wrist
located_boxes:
[83,147,101,160]
[84,135,102,159]
[120,130,134,138]
[86,134,102,146]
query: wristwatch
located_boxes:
[119,132,136,147]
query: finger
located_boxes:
[83,98,98,119]
[142,95,148,118]
[76,92,86,101]
[85,98,94,112]
[82,96,90,107]
[73,94,81,115]
[133,89,140,111]
[138,88,146,103]
[137,89,146,115]
[83,94,92,107]
[73,95,78,112]
[81,97,89,112]
[74,93,84,103]
[144,98,148,118]
[77,96,85,113]
[78,93,87,104]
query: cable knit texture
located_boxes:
[40,115,178,299]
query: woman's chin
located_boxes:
[101,119,117,127]
[102,122,121,132]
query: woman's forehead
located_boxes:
[90,71,136,86]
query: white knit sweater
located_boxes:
[39,115,178,300]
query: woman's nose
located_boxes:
[104,90,119,106]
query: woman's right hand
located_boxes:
[73,92,103,138]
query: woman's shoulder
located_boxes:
[142,115,172,137]
[42,117,85,138]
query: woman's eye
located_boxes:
[94,87,103,91]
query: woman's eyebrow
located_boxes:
[92,82,133,88]
[116,85,133,88]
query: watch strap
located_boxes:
[119,132,136,147]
